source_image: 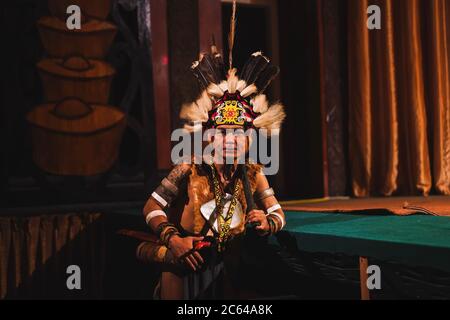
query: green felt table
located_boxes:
[274,211,450,273]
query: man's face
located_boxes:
[211,125,247,162]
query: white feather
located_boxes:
[236,80,247,92]
[183,122,203,133]
[197,91,213,112]
[207,83,224,98]
[191,61,199,69]
[251,94,268,113]
[240,84,257,98]
[180,101,208,123]
[227,68,238,93]
[219,80,228,92]
[253,103,286,130]
[251,51,270,62]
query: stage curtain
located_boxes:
[0,213,104,299]
[348,0,450,196]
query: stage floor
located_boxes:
[281,196,450,216]
[278,210,450,272]
[273,208,450,299]
[107,198,450,299]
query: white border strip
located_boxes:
[266,203,281,214]
[151,192,168,208]
[145,210,167,225]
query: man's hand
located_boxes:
[246,209,270,235]
[168,235,204,271]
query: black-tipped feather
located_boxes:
[191,53,226,89]
[191,64,210,90]
[240,53,270,85]
[255,65,280,93]
[213,54,226,80]
[200,54,221,84]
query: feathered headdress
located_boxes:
[180,2,286,134]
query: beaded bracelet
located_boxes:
[160,226,177,242]
[267,216,280,235]
[162,227,178,245]
[156,222,175,237]
[164,230,180,249]
[262,217,274,236]
[156,222,180,247]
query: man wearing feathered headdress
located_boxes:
[140,4,287,300]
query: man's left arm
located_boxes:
[246,171,286,235]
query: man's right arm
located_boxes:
[142,163,192,233]
[142,163,204,271]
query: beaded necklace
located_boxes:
[209,163,241,252]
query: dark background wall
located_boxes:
[278,0,325,199]
[0,0,330,209]
[0,0,157,209]
[0,0,332,299]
